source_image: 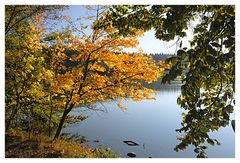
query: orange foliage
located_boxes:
[45,17,167,111]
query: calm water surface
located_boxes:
[63,85,235,158]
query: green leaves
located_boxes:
[207,138,215,145]
[210,42,221,48]
[177,97,182,105]
[162,6,234,157]
[207,44,218,55]
[94,5,235,158]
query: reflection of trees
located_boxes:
[142,79,181,92]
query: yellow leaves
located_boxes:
[90,74,107,88]
[146,97,156,100]
[135,30,144,37]
[58,52,67,60]
[95,65,106,72]
[27,37,34,44]
[97,94,105,101]
[70,54,81,61]
[32,34,38,40]
[132,90,143,101]
[72,94,80,103]
[132,96,143,101]
[129,88,157,101]
[101,12,107,17]
[72,68,83,77]
[143,92,150,98]
[28,22,34,30]
[117,103,127,110]
[53,101,65,107]
[44,69,53,79]
[39,57,44,62]
[27,55,36,62]
[57,65,67,71]
[25,62,34,71]
[82,85,91,92]
[56,36,63,45]
[51,73,74,92]
[159,61,169,69]
[105,27,114,34]
[24,32,42,52]
[42,19,161,110]
[57,73,73,83]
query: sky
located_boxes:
[61,5,194,54]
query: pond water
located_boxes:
[63,84,235,158]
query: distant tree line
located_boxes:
[115,52,176,61]
[143,53,175,61]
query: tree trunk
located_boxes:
[48,95,53,137]
[6,90,20,131]
[53,103,74,140]
[54,109,68,139]
[6,107,18,131]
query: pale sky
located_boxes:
[61,5,194,54]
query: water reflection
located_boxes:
[63,84,235,158]
[154,84,181,94]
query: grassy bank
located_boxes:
[5,129,119,158]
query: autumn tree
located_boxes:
[5,5,66,133]
[43,6,164,139]
[94,5,235,157]
[5,13,45,132]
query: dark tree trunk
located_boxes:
[54,110,68,139]
[6,107,18,131]
[6,89,20,131]
[53,103,74,140]
[48,95,53,137]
